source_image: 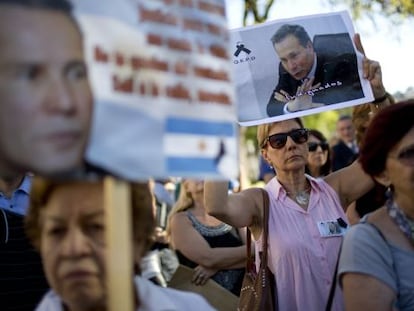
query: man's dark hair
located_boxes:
[270,24,312,48]
[0,0,83,37]
[338,114,352,122]
[0,0,73,11]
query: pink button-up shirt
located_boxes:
[256,176,346,311]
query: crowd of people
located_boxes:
[0,0,413,311]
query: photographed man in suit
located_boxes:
[267,24,364,116]
[0,0,93,179]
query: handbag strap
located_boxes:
[245,188,270,272]
[325,241,341,311]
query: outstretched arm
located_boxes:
[204,181,263,238]
[325,160,374,210]
[325,34,390,209]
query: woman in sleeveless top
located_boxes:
[168,179,246,296]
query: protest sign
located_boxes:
[230,11,374,126]
[71,0,238,179]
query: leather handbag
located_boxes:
[237,188,277,311]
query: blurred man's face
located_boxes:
[274,34,315,81]
[0,6,93,178]
[337,119,355,143]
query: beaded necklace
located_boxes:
[386,198,414,243]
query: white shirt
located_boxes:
[305,54,318,81]
[35,276,216,311]
[346,141,359,154]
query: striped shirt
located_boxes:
[257,176,346,311]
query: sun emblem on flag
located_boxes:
[198,139,207,152]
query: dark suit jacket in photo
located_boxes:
[267,33,364,117]
[331,140,358,171]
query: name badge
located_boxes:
[317,218,348,237]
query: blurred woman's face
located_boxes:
[382,126,414,207]
[39,182,106,311]
[184,179,204,199]
[307,134,328,171]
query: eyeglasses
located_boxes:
[390,145,414,166]
[308,142,329,152]
[264,128,309,149]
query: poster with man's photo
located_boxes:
[71,0,239,180]
[231,11,374,126]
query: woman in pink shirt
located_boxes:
[204,35,391,311]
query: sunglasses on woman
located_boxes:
[308,142,329,152]
[264,128,309,149]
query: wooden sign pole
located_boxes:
[104,176,134,311]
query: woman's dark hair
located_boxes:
[359,99,414,176]
[305,129,331,176]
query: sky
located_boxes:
[224,0,414,95]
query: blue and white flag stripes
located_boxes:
[75,0,239,180]
[165,117,238,177]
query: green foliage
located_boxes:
[244,124,258,143]
[302,111,339,140]
[302,107,352,140]
[243,0,275,25]
[329,0,414,20]
[243,0,414,25]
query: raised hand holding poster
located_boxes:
[231,11,374,126]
